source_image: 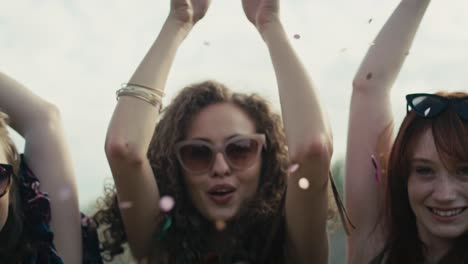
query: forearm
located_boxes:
[0,72,82,262]
[23,121,82,264]
[107,17,191,158]
[354,0,431,91]
[261,21,332,163]
[0,72,56,136]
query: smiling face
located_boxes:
[408,129,468,243]
[181,102,262,222]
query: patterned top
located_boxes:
[15,156,102,264]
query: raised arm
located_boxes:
[104,0,210,258]
[0,72,81,263]
[242,1,332,262]
[345,0,431,263]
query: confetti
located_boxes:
[215,220,226,231]
[368,18,373,24]
[58,187,71,201]
[293,34,301,39]
[159,195,175,212]
[288,163,300,174]
[119,201,133,209]
[340,48,348,53]
[203,41,211,46]
[298,177,310,190]
[371,155,382,183]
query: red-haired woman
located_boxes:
[345,0,468,263]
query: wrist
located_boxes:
[165,14,195,35]
[258,19,285,42]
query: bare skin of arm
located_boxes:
[345,1,431,263]
[0,72,82,263]
[242,1,333,263]
[104,0,210,259]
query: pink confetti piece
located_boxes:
[119,201,133,210]
[288,163,300,174]
[371,155,382,183]
[159,195,175,212]
[58,187,72,201]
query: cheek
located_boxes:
[407,177,432,207]
[0,195,9,230]
[239,164,261,191]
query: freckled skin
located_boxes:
[408,130,468,245]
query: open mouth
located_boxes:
[207,185,236,204]
[428,207,467,218]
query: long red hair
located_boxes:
[384,91,468,263]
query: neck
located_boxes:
[206,222,233,254]
[419,230,453,264]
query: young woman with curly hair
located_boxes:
[98,0,334,263]
[346,0,468,263]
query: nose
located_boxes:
[432,176,457,203]
[212,152,230,177]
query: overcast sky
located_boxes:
[1,0,467,207]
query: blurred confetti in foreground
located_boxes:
[119,201,133,210]
[293,34,301,39]
[288,163,299,174]
[215,220,226,231]
[58,187,72,200]
[298,178,310,190]
[160,195,175,212]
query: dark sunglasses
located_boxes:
[0,164,13,198]
[406,93,468,121]
[175,134,266,174]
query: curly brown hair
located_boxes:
[96,80,335,263]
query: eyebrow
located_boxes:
[410,158,435,164]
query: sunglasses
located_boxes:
[175,134,266,174]
[0,164,13,198]
[406,93,468,121]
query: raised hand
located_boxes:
[242,0,280,31]
[170,0,211,27]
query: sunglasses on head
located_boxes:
[175,134,266,175]
[406,93,468,121]
[0,164,13,198]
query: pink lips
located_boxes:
[207,184,236,205]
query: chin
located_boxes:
[429,225,468,239]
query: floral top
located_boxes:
[18,156,102,264]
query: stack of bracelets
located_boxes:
[116,83,164,111]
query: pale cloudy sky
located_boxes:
[1,0,467,207]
